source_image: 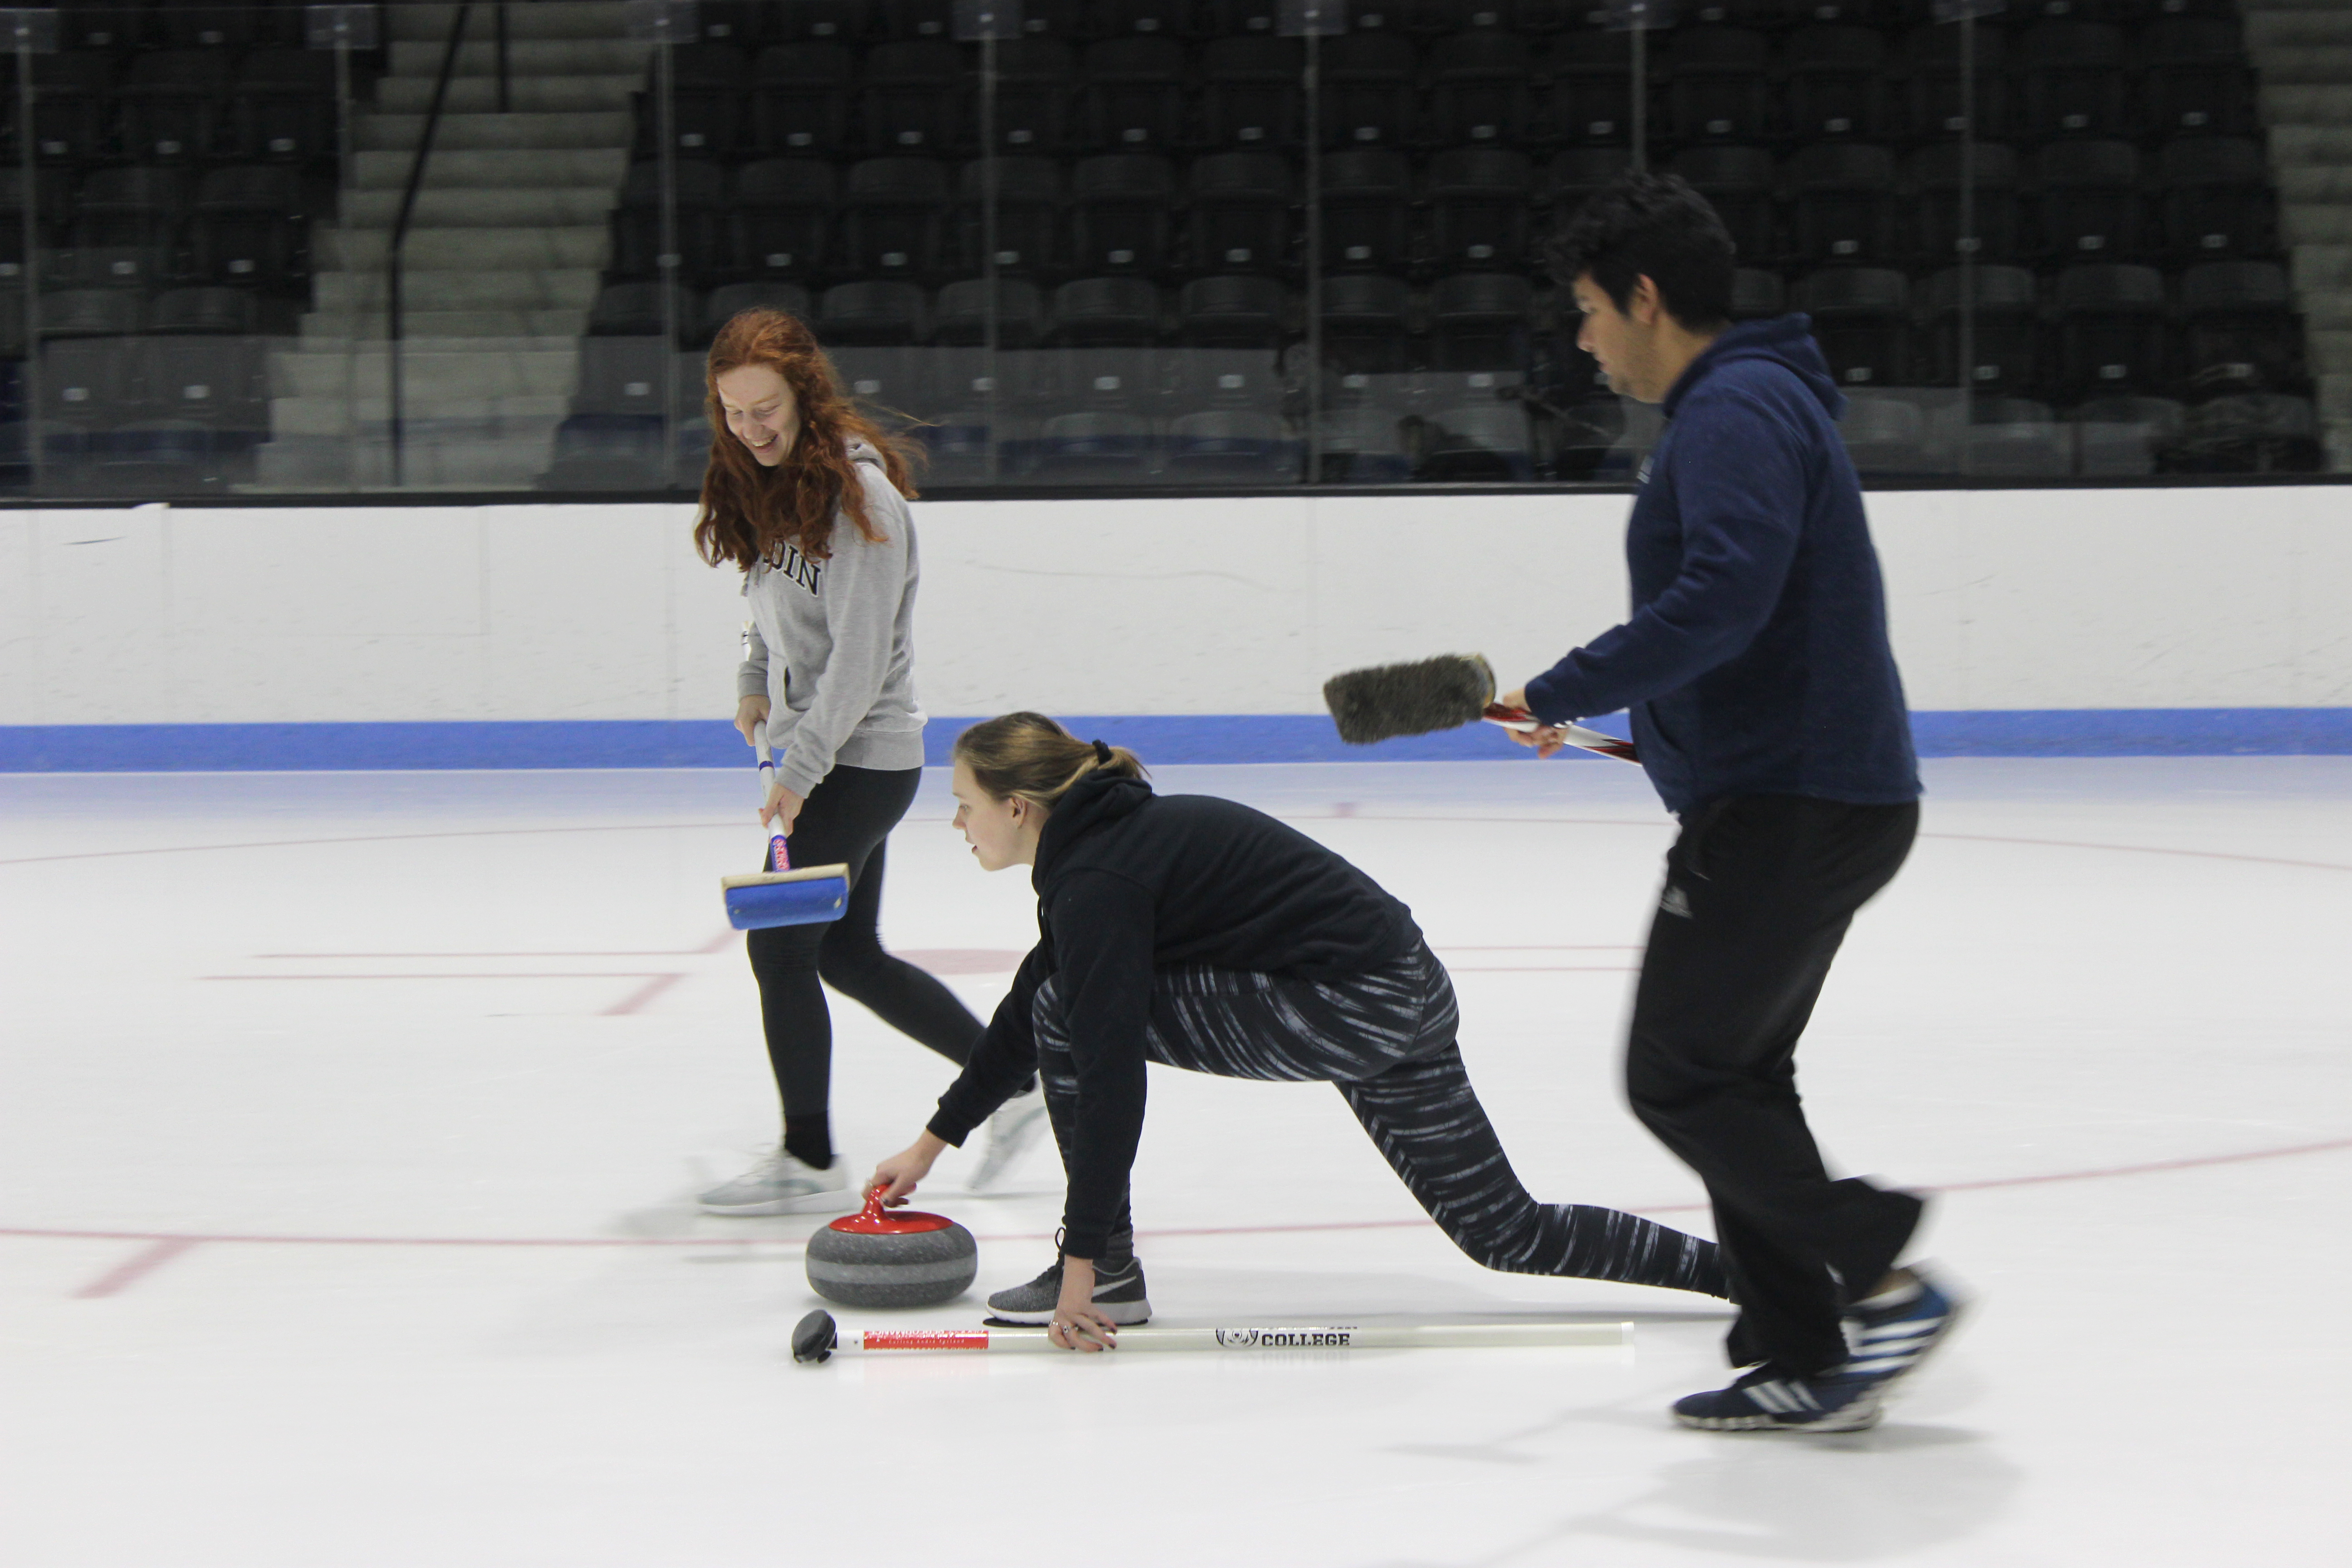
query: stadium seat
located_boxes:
[2034,141,2149,262]
[933,278,1048,347]
[1069,155,1179,276]
[116,48,237,163]
[1420,402,1536,482]
[71,165,190,252]
[2051,263,2167,397]
[1666,28,1772,143]
[839,158,953,278]
[1163,410,1299,482]
[749,43,854,154]
[1032,410,1156,480]
[2171,392,2322,474]
[2018,21,2132,138]
[1200,36,1303,148]
[1907,142,2022,267]
[1792,268,1910,388]
[1080,37,1190,151]
[588,280,700,339]
[771,0,871,40]
[730,159,837,282]
[190,166,309,288]
[608,161,729,283]
[1049,276,1161,345]
[1428,149,1534,271]
[234,49,338,162]
[1836,390,1928,477]
[956,157,1065,275]
[1318,274,1414,377]
[2158,139,2277,261]
[2178,261,2300,393]
[1318,32,1419,150]
[987,39,1077,152]
[1921,265,2040,395]
[1904,22,2008,139]
[818,280,930,345]
[1939,396,2073,478]
[1428,272,1534,373]
[636,44,749,158]
[861,40,966,153]
[21,53,117,166]
[1189,153,1293,274]
[1322,149,1414,272]
[1668,147,1777,266]
[1176,274,1288,348]
[1781,24,1890,139]
[1785,143,1901,265]
[2141,16,2258,136]
[1428,33,1538,148]
[1731,268,1786,321]
[1545,28,1635,145]
[2068,393,2185,476]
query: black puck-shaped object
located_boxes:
[804,1191,978,1309]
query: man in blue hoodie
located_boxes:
[1498,173,1962,1433]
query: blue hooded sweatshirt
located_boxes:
[1523,314,1920,817]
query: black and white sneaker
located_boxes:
[983,1255,1152,1327]
[1672,1264,1966,1433]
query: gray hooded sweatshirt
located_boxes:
[736,440,928,798]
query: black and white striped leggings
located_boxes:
[1034,941,1730,1299]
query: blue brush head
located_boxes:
[723,870,849,931]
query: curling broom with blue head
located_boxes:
[720,722,854,931]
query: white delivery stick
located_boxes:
[793,1311,1628,1361]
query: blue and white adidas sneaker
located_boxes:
[1672,1265,1965,1433]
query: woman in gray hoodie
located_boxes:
[691,307,1041,1213]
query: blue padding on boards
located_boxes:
[725,876,848,931]
[4,711,2350,770]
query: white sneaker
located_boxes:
[968,1086,1049,1191]
[698,1147,858,1216]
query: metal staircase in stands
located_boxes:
[251,2,649,490]
[2243,0,2352,472]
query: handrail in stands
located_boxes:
[388,1,476,488]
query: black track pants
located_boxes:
[1034,941,1728,1298]
[1625,793,1923,1376]
[746,764,985,1121]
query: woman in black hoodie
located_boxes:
[872,712,1730,1351]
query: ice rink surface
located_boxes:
[4,755,2349,1567]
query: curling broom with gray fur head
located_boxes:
[1322,653,1642,764]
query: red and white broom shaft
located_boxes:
[752,720,789,872]
[1481,703,1642,764]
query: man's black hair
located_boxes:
[1545,172,1737,333]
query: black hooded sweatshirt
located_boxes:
[928,774,1420,1259]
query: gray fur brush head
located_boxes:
[1323,654,1496,744]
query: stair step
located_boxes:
[2290,245,2352,289]
[358,112,634,152]
[376,75,642,114]
[2279,168,2352,202]
[300,308,594,339]
[2262,86,2352,126]
[350,147,631,192]
[388,1,642,43]
[2246,12,2352,49]
[2244,46,2352,83]
[250,432,571,490]
[317,226,611,271]
[338,186,622,228]
[268,394,573,437]
[2307,330,2352,373]
[387,39,652,79]
[2283,205,2352,245]
[314,267,603,311]
[272,353,580,402]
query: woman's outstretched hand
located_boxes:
[1051,1255,1117,1352]
[870,1131,948,1205]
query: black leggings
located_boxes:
[748,764,985,1139]
[1034,942,1729,1299]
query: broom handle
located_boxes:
[832,1320,1630,1354]
[751,721,788,872]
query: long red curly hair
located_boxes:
[692,307,923,572]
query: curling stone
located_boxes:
[804,1189,978,1309]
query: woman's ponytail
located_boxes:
[953,713,1147,812]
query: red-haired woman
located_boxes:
[692,307,1042,1214]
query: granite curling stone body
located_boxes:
[804,1191,979,1309]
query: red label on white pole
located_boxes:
[856,1330,992,1351]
